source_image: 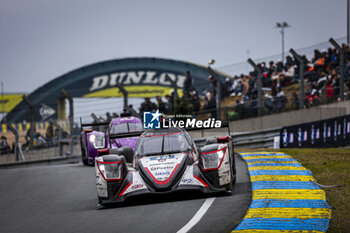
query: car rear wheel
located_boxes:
[82,157,88,165]
[225,170,236,195]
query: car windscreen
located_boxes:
[110,122,142,134]
[135,132,191,157]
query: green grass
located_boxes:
[237,148,350,233]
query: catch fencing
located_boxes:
[0,119,79,164]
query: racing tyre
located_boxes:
[225,170,236,195]
[82,157,88,166]
[110,147,134,163]
[225,178,234,195]
[98,197,104,205]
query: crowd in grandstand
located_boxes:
[138,43,349,120]
[91,43,350,122]
[228,43,350,117]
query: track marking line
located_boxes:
[177,197,216,233]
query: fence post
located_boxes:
[61,89,74,154]
[115,82,140,117]
[224,106,228,122]
[52,121,63,156]
[329,38,345,101]
[6,122,25,161]
[115,81,128,110]
[247,58,262,116]
[289,49,305,109]
[22,95,34,149]
[165,74,178,110]
[207,66,221,120]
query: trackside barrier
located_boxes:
[280,114,350,148]
[232,127,281,149]
[193,127,281,149]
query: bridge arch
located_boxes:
[7,57,229,123]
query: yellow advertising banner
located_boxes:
[0,94,23,113]
[83,85,183,98]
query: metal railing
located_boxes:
[193,127,281,149]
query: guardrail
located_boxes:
[194,127,281,149]
[232,127,281,149]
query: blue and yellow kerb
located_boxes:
[232,152,331,233]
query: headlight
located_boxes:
[201,146,226,170]
[89,134,105,149]
[96,160,123,181]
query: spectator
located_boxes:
[233,79,243,96]
[24,126,37,148]
[156,96,166,113]
[276,60,284,72]
[139,97,157,114]
[46,122,54,139]
[208,75,216,95]
[242,76,250,96]
[326,83,334,103]
[283,63,295,86]
[0,136,11,154]
[285,55,294,66]
[121,108,131,117]
[189,87,198,97]
[165,94,174,113]
[224,77,233,97]
[105,112,112,122]
[127,104,138,116]
[191,92,200,113]
[45,122,56,145]
[291,92,299,109]
[203,90,216,118]
[344,58,350,80]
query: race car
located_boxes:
[80,115,142,166]
[95,127,236,206]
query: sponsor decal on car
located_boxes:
[151,166,175,171]
[150,155,175,161]
[181,178,193,184]
[122,172,147,196]
[131,184,144,190]
[141,153,184,181]
[155,171,171,176]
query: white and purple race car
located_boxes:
[95,127,236,206]
[80,115,142,166]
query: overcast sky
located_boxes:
[0,0,347,93]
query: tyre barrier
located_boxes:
[232,152,331,233]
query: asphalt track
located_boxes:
[0,153,251,233]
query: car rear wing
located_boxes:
[109,131,144,139]
[80,117,110,131]
[80,117,143,149]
